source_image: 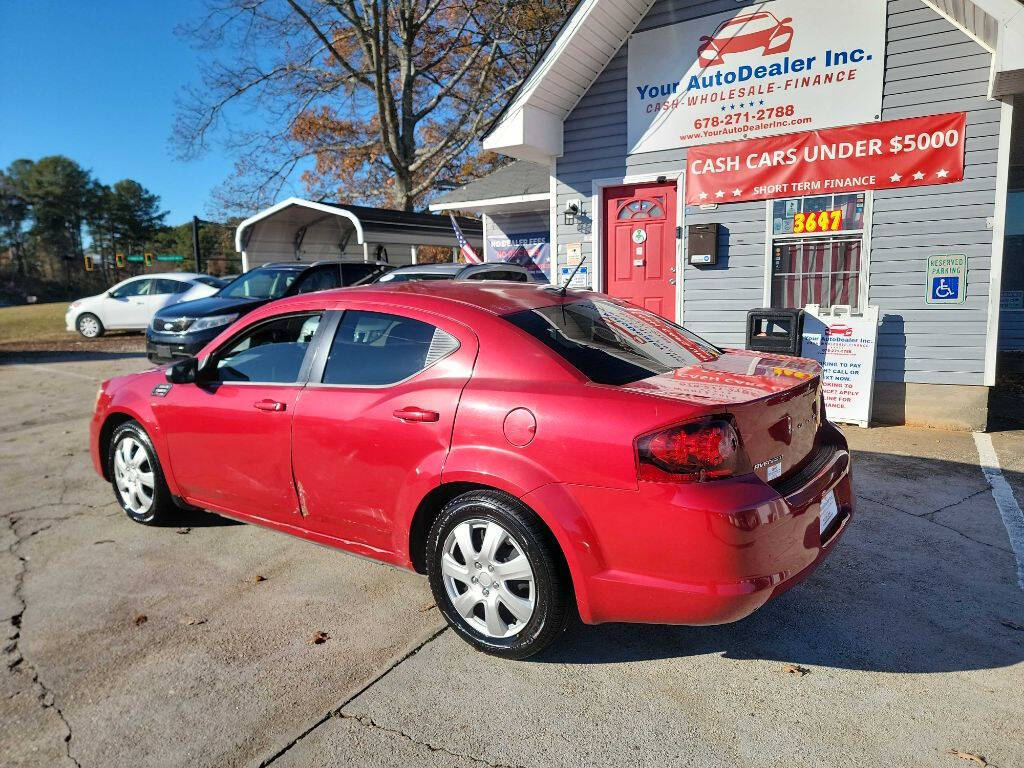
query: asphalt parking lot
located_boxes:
[2,352,1023,768]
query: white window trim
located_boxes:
[549,162,558,284]
[591,171,686,322]
[985,98,1014,387]
[762,191,874,313]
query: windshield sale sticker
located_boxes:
[626,0,885,153]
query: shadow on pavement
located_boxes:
[167,508,245,528]
[0,349,147,364]
[535,450,1024,674]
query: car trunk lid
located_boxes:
[621,349,822,483]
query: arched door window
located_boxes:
[616,198,666,221]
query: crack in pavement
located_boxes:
[858,493,1013,554]
[257,625,451,768]
[339,712,529,768]
[5,512,84,768]
[920,487,993,519]
[857,486,989,518]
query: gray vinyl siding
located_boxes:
[871,1,999,384]
[555,0,1001,386]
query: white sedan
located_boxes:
[65,273,224,338]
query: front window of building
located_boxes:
[769,192,868,312]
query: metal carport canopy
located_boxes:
[235,197,483,271]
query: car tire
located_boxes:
[108,421,175,526]
[76,313,104,338]
[427,490,571,660]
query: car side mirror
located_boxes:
[166,357,199,384]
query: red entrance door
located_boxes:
[603,182,678,321]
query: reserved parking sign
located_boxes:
[925,254,967,305]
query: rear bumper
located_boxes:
[523,423,853,626]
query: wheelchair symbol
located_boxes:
[930,275,960,301]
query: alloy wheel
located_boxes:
[113,436,155,515]
[440,518,536,638]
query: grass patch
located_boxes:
[0,302,70,343]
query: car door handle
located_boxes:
[393,407,439,423]
[254,399,286,412]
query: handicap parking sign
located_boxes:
[930,275,959,301]
[925,254,967,304]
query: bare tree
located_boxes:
[174,0,574,213]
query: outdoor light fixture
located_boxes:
[564,198,585,225]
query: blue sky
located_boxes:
[0,0,271,225]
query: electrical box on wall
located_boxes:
[688,223,719,265]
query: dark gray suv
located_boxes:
[146,261,391,362]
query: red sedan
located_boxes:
[90,282,853,658]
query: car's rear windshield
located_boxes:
[219,269,298,299]
[377,271,457,283]
[503,299,721,385]
[341,263,388,286]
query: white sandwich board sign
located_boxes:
[800,305,879,428]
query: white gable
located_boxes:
[483,0,1024,161]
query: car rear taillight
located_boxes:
[636,418,743,483]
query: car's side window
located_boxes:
[321,310,458,386]
[110,280,149,298]
[154,279,190,294]
[211,313,322,384]
[295,267,340,294]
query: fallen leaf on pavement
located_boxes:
[247,574,267,584]
[310,631,330,645]
[176,527,191,535]
[132,614,148,626]
[783,664,809,676]
[1000,619,1024,631]
[946,750,990,767]
[181,617,207,626]
[93,539,114,545]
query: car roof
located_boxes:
[124,272,204,281]
[257,260,390,271]
[387,263,465,274]
[268,280,592,317]
[457,263,529,273]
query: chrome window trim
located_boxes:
[207,381,306,388]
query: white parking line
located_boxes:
[973,431,1024,590]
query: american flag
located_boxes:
[448,212,482,264]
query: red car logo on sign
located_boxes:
[697,11,794,66]
[825,324,853,338]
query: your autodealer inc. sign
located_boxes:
[626,0,886,153]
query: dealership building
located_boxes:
[435,0,1024,430]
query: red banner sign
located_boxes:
[685,112,967,205]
